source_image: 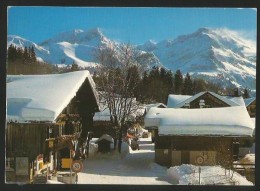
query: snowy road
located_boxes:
[77,138,171,185]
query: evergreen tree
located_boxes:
[182,73,193,95]
[23,47,29,64]
[71,62,79,71]
[243,88,250,99]
[192,78,207,94]
[233,88,240,97]
[30,46,37,64]
[174,69,183,94]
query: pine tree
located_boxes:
[174,69,183,94]
[71,62,79,71]
[182,73,193,95]
[243,88,250,99]
[233,88,240,97]
[30,46,37,64]
[192,78,207,94]
[23,47,29,64]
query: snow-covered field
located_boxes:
[48,137,252,185]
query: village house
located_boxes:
[166,92,256,154]
[244,97,256,118]
[6,70,99,183]
[167,91,245,109]
[144,106,254,167]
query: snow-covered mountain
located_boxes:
[8,35,49,62]
[137,28,256,90]
[8,28,162,69]
[8,27,256,90]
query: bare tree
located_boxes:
[95,43,144,152]
[214,139,235,179]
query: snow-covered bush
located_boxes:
[167,164,253,185]
[167,164,196,183]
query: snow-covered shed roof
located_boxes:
[95,134,114,143]
[158,106,254,136]
[7,70,99,122]
[93,107,111,121]
[144,107,170,127]
[244,97,256,107]
[167,94,192,108]
[145,103,167,112]
[168,91,240,108]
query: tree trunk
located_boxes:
[117,127,123,153]
[114,138,118,150]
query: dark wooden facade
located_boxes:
[155,136,246,167]
[182,92,230,109]
[6,123,60,162]
[246,99,256,118]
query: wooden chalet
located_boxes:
[244,97,256,117]
[6,71,99,183]
[144,106,254,167]
[167,91,243,109]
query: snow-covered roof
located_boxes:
[169,91,240,108]
[93,108,111,121]
[95,134,114,143]
[145,106,254,136]
[7,70,99,122]
[167,94,192,108]
[145,103,167,112]
[144,107,173,128]
[244,97,256,107]
[158,106,254,136]
[226,96,245,106]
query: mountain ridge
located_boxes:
[7,27,256,91]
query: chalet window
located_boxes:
[184,103,190,109]
[46,126,54,139]
[6,157,15,170]
[199,99,205,108]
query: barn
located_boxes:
[6,70,99,183]
[144,106,254,167]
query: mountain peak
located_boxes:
[196,27,211,34]
[40,28,107,45]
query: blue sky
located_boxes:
[8,7,257,44]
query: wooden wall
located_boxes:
[6,123,54,162]
[155,136,235,167]
[247,100,256,117]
